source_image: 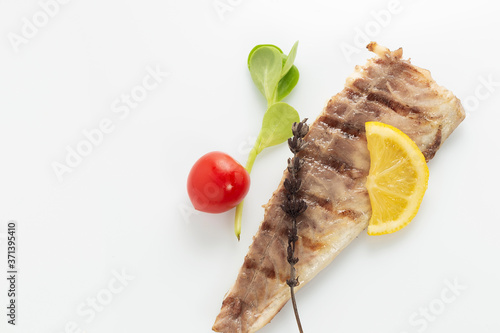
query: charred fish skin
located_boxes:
[213,43,465,333]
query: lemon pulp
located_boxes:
[365,122,429,235]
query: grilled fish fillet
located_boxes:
[213,42,465,333]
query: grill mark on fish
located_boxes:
[304,122,371,173]
[345,87,364,101]
[300,236,325,251]
[222,297,243,318]
[213,43,465,333]
[422,126,442,161]
[366,91,421,116]
[260,221,273,232]
[261,265,276,280]
[302,192,333,212]
[337,209,360,220]
[244,257,258,271]
[395,61,430,85]
[245,256,279,280]
[318,114,365,138]
[352,77,370,92]
[301,154,366,180]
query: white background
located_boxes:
[1,0,499,332]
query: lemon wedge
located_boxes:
[365,122,429,235]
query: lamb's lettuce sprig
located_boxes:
[235,42,301,240]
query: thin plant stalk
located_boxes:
[234,142,259,240]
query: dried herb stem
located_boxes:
[281,118,309,333]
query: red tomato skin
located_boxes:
[187,151,250,213]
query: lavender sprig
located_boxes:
[281,118,309,333]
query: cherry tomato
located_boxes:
[187,151,250,213]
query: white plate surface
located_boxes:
[1,1,499,332]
